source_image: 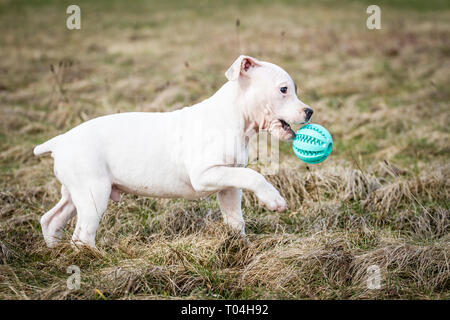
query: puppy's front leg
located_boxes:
[217,188,245,234]
[192,167,286,212]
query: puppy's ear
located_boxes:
[225,55,260,81]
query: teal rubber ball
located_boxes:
[292,124,333,164]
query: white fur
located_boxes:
[35,55,313,248]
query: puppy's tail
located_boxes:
[33,136,61,156]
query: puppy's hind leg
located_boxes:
[41,185,76,247]
[69,179,111,248]
[217,188,245,235]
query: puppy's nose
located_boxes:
[304,108,313,121]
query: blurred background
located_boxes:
[0,0,448,299]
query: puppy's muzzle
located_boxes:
[304,108,314,122]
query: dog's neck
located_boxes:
[219,80,272,139]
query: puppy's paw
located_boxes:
[43,235,61,248]
[257,185,287,212]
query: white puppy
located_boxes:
[34,55,313,248]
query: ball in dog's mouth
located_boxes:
[278,119,296,140]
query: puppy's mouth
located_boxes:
[278,119,296,140]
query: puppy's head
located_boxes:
[225,55,313,140]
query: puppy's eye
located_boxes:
[280,86,288,94]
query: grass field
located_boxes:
[0,0,449,299]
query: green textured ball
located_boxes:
[292,123,333,164]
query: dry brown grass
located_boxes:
[0,0,449,299]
